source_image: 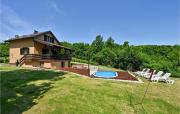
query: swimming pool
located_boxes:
[93,71,118,78]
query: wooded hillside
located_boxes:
[60,35,180,77]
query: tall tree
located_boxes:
[91,35,104,53]
[0,42,9,57]
[105,37,115,48]
[123,41,129,47]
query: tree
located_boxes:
[60,41,73,48]
[94,47,116,66]
[0,42,9,57]
[91,35,104,53]
[116,47,143,71]
[72,43,90,59]
[0,42,10,63]
[105,37,115,48]
[123,41,129,47]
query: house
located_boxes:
[6,30,73,69]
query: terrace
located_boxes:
[59,64,138,82]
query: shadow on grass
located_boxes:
[0,69,66,114]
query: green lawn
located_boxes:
[1,65,180,114]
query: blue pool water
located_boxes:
[94,71,117,78]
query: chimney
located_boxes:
[34,30,38,34]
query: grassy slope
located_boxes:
[1,65,180,114]
[0,65,66,114]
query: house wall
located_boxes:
[43,62,51,68]
[22,61,40,68]
[22,60,71,69]
[51,60,70,69]
[9,38,35,63]
[64,61,69,67]
[52,61,61,69]
[36,33,59,45]
[34,42,45,54]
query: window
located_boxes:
[44,35,47,41]
[20,47,29,55]
[48,37,51,42]
[51,38,54,43]
[44,35,54,43]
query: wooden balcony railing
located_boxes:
[20,54,72,63]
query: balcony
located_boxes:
[20,54,72,62]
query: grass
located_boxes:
[0,65,66,114]
[1,65,180,114]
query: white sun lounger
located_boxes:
[153,73,174,84]
[140,69,150,76]
[159,73,171,81]
[143,70,156,78]
[134,68,146,75]
[150,71,163,82]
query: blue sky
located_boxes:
[0,0,179,45]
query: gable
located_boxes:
[6,31,60,45]
[35,32,59,45]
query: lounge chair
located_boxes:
[143,70,156,78]
[159,73,171,81]
[140,69,150,76]
[152,73,174,84]
[134,68,146,75]
[150,71,163,82]
[165,79,174,84]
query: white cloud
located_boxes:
[49,1,63,15]
[0,4,34,42]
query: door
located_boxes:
[68,61,71,67]
[61,61,65,68]
[42,48,49,55]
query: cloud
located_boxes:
[49,1,63,15]
[0,4,34,42]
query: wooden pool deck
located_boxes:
[59,68,138,81]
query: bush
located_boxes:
[0,57,9,63]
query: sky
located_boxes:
[0,0,179,45]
